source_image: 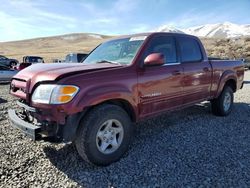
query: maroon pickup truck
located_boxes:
[8,32,244,165]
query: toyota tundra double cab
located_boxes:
[8,32,244,165]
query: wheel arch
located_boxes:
[62,98,137,142]
[224,79,236,92]
[84,98,137,123]
[215,71,237,98]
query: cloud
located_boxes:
[114,0,139,12]
[92,18,118,24]
[0,0,79,41]
[130,24,150,33]
[1,0,249,42]
[159,8,236,29]
[0,0,152,41]
[0,9,76,42]
[37,12,76,23]
[0,11,36,41]
[78,1,139,33]
[7,0,76,23]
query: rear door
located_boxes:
[138,35,183,118]
[177,36,212,104]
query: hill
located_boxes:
[201,37,250,61]
[0,33,112,62]
[0,32,249,63]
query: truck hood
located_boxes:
[12,63,123,96]
[13,63,122,83]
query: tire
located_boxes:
[9,61,17,68]
[211,86,234,116]
[75,104,133,166]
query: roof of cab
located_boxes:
[110,32,198,40]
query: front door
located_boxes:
[138,35,183,118]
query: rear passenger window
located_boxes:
[146,36,177,64]
[178,37,202,62]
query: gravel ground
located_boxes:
[0,71,250,188]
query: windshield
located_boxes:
[83,36,146,65]
[26,57,43,63]
[0,55,7,60]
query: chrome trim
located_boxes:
[162,62,181,66]
[141,92,162,98]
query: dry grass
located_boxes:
[0,33,112,62]
[201,37,250,61]
[0,33,249,63]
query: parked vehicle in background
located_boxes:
[52,59,64,63]
[242,59,250,70]
[0,64,18,82]
[65,53,88,63]
[8,32,244,166]
[0,55,18,68]
[23,56,44,64]
[17,56,44,70]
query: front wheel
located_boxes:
[211,86,234,116]
[75,104,133,166]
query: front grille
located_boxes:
[10,78,28,100]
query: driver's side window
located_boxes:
[145,36,177,64]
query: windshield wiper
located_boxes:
[96,60,121,65]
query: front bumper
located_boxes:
[8,101,83,142]
[8,109,41,140]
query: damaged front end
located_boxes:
[8,78,82,142]
[8,100,61,141]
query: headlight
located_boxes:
[32,84,79,104]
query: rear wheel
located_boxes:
[9,61,17,68]
[211,86,234,116]
[75,104,133,166]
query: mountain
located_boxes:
[0,33,112,62]
[155,25,184,34]
[183,22,250,38]
[157,22,250,38]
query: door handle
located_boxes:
[172,70,181,75]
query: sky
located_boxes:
[0,0,249,42]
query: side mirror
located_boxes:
[144,53,165,66]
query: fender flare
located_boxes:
[74,86,138,121]
[215,70,237,98]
